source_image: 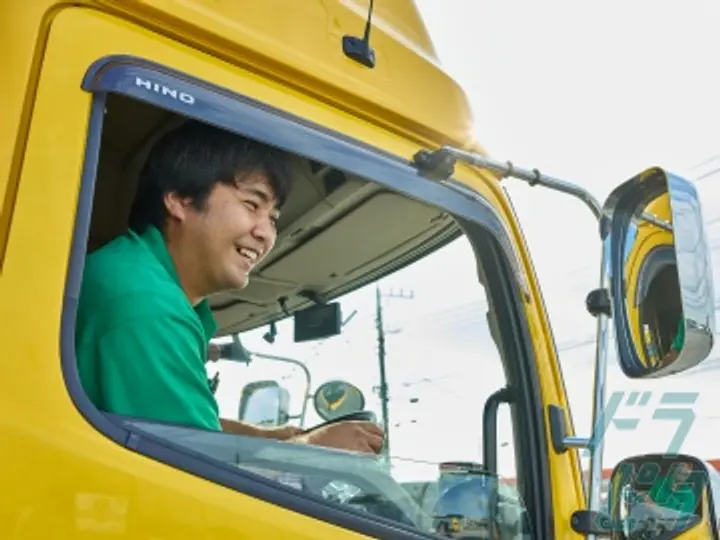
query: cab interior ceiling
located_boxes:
[88,94,460,337]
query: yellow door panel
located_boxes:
[0,7,375,539]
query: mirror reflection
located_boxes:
[238,381,291,427]
[606,167,715,378]
[608,454,713,539]
[432,462,530,539]
[622,193,684,371]
[313,380,366,421]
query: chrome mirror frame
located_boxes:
[602,167,715,378]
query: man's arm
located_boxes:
[220,418,259,436]
[220,418,303,440]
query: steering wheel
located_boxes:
[302,410,378,434]
[294,411,429,528]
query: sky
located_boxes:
[211,1,720,484]
[411,1,720,469]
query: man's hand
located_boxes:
[290,421,384,454]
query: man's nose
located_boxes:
[251,215,277,245]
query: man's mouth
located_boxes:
[236,246,260,267]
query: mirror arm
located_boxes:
[278,297,291,317]
[414,147,671,231]
[564,436,591,449]
[636,211,672,232]
[548,405,591,452]
[413,147,603,220]
[583,247,613,540]
[586,288,612,318]
[570,510,615,537]
[298,290,327,306]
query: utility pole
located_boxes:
[374,284,414,469]
[374,284,390,465]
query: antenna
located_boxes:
[342,0,376,68]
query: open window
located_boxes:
[62,56,553,539]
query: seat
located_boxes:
[88,97,183,253]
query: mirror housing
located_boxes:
[313,380,366,421]
[606,453,718,539]
[604,167,715,378]
[208,334,252,364]
[238,380,291,426]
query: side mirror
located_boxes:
[238,380,290,427]
[604,167,715,378]
[607,453,718,539]
[313,380,366,421]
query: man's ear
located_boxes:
[163,192,193,223]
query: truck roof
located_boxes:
[4,1,487,254]
[87,0,480,149]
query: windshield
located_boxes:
[209,235,516,485]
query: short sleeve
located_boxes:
[95,311,221,431]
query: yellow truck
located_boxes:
[2,1,718,538]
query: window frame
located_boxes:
[62,54,554,539]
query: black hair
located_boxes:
[128,119,293,233]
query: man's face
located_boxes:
[173,172,280,296]
[673,463,692,482]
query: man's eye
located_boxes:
[244,200,259,211]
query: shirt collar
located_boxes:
[134,226,218,341]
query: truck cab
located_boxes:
[1,2,717,538]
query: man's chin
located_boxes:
[234,273,251,290]
[216,273,250,294]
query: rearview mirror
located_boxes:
[604,167,715,378]
[238,380,290,427]
[607,453,718,539]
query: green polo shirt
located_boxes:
[672,319,685,352]
[648,475,698,515]
[75,226,221,431]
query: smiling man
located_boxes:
[74,120,384,455]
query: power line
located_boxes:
[689,154,720,172]
[695,167,720,183]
